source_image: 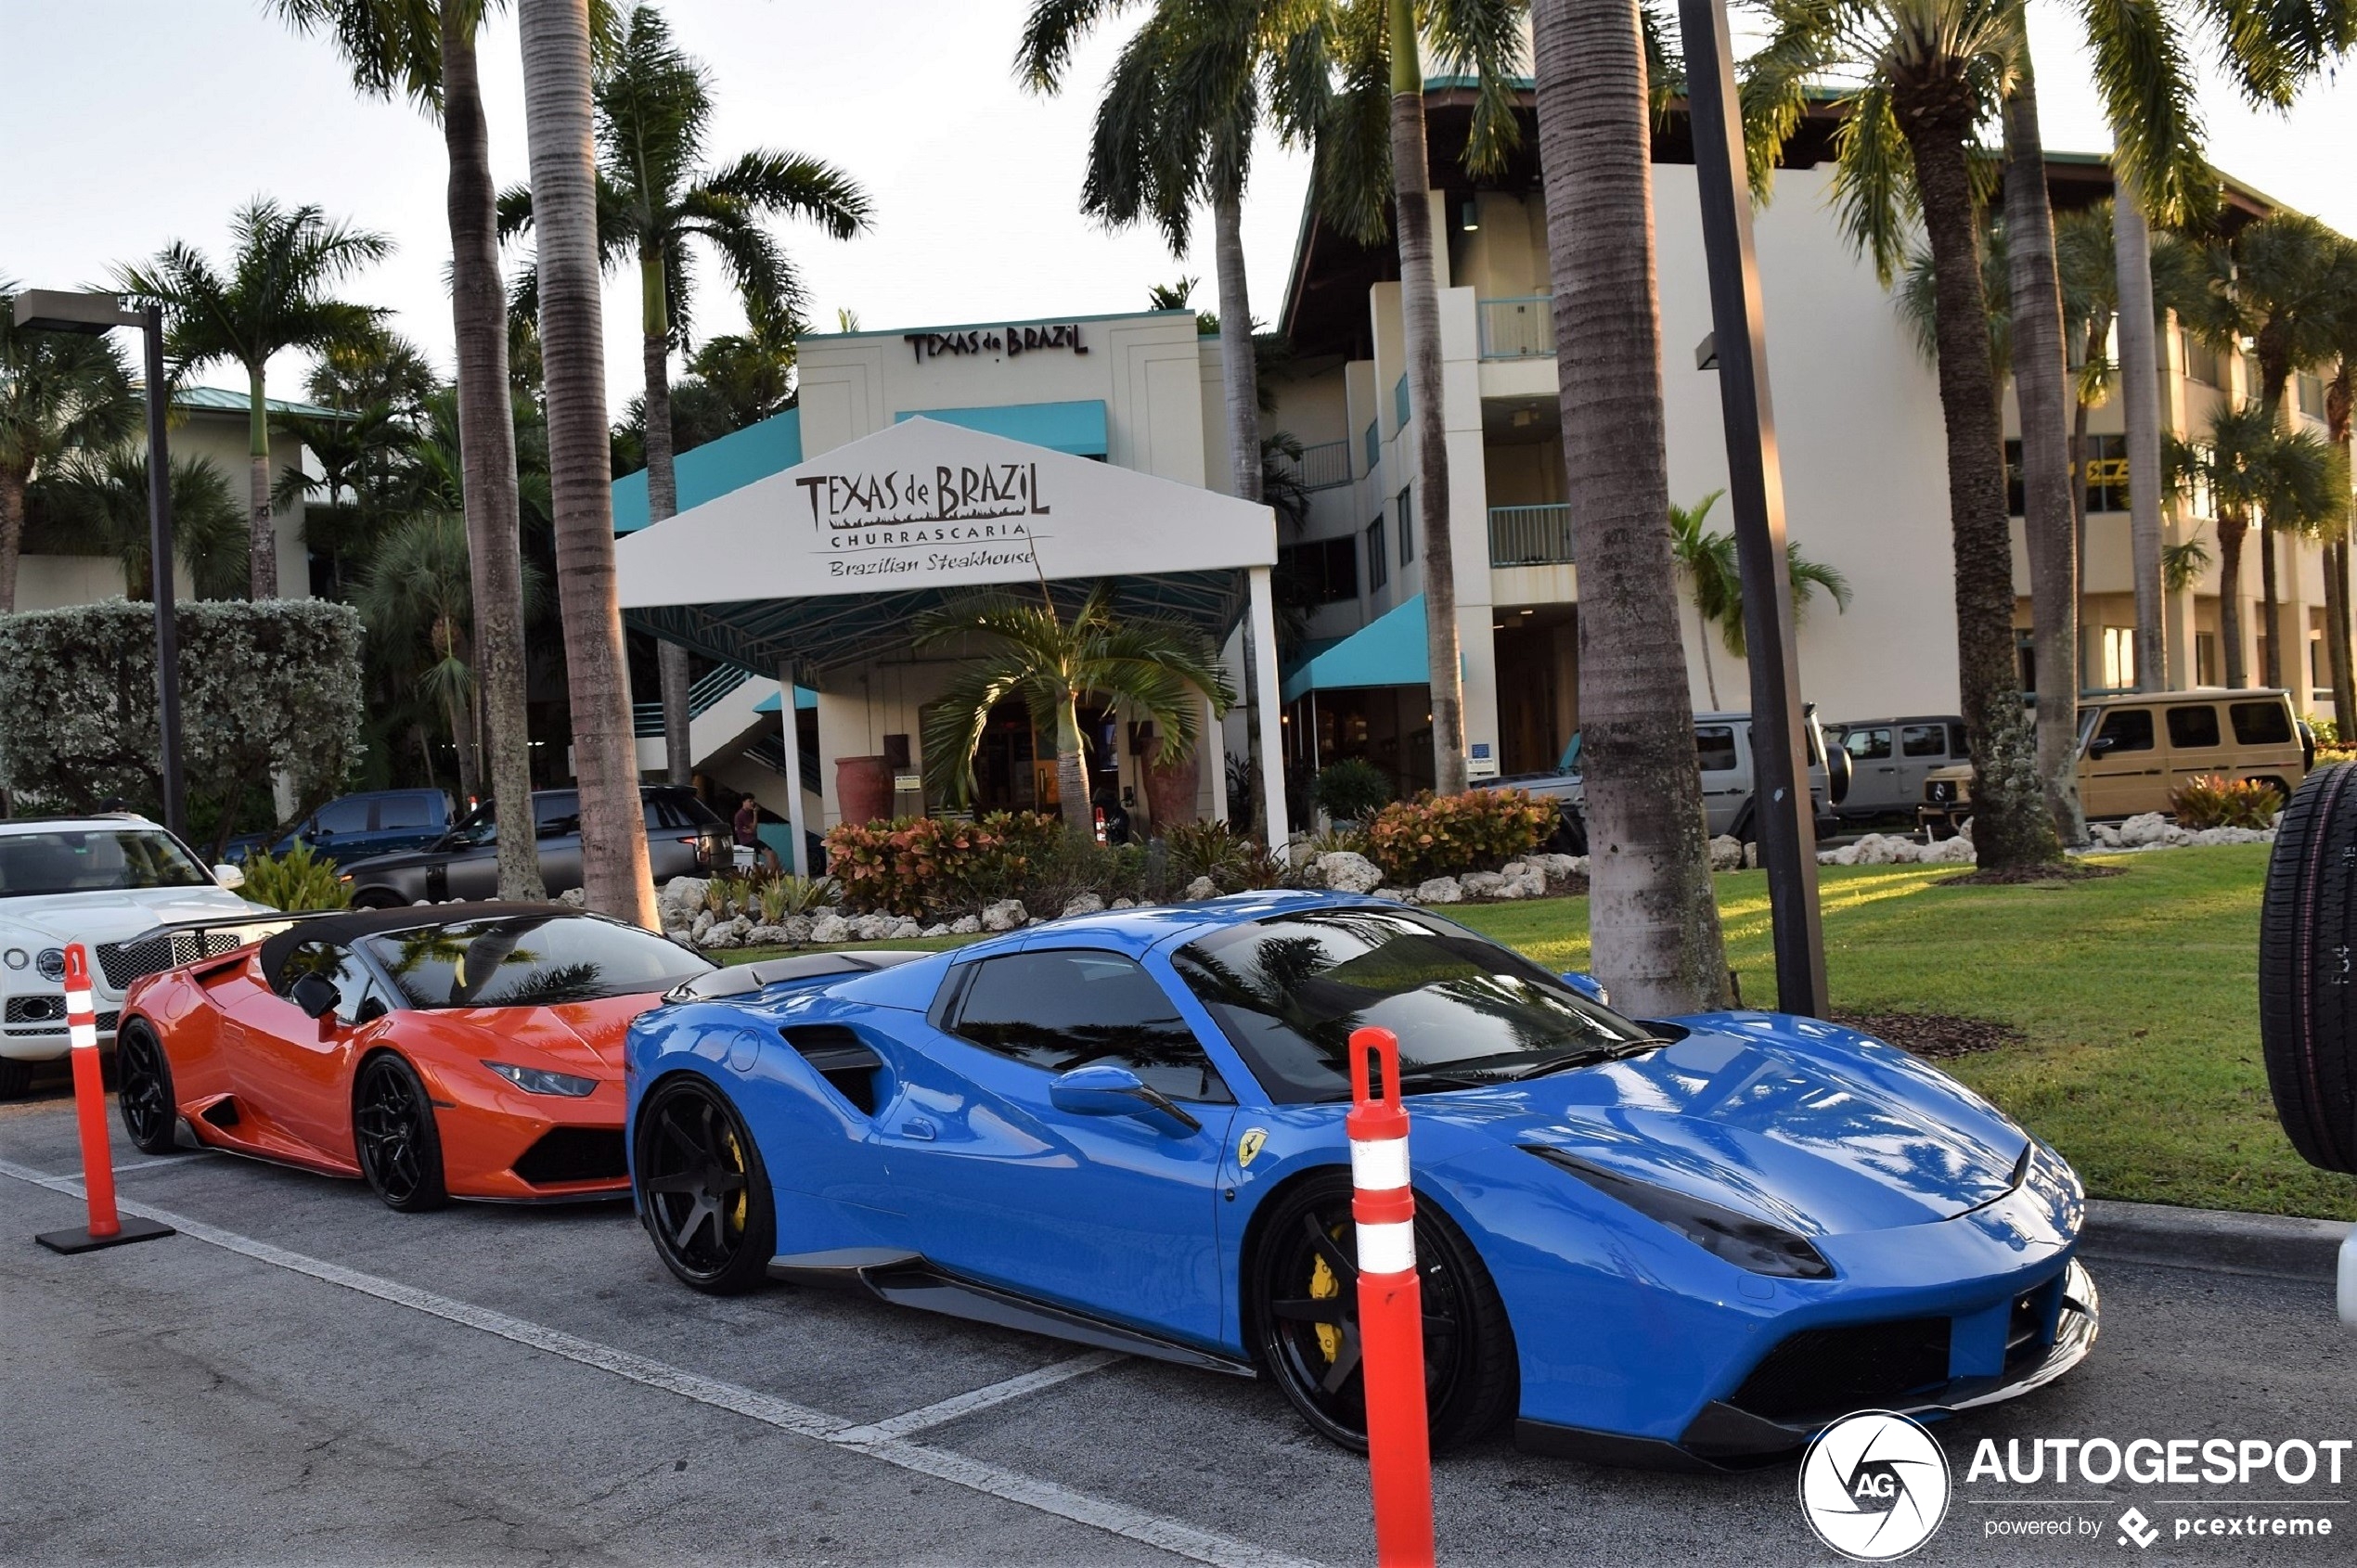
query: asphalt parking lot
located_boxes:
[3,1086,2352,1567]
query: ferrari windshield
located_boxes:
[365,915,711,1009]
[1171,907,1656,1103]
[0,829,213,898]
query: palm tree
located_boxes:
[47,448,248,601]
[2323,294,2357,722]
[2168,402,2347,688]
[502,3,870,785]
[1744,0,2061,872]
[1300,0,1524,798]
[119,199,392,599]
[0,282,140,612]
[518,0,658,927]
[272,0,553,902]
[1671,495,1853,675]
[916,584,1236,837]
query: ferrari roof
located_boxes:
[255,901,583,987]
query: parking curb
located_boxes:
[2080,1199,2351,1281]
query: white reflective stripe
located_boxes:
[1356,1218,1415,1276]
[64,989,93,1017]
[69,1022,97,1050]
[1349,1136,1410,1193]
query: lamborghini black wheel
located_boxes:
[1250,1173,1516,1451]
[636,1075,774,1293]
[114,1018,180,1155]
[354,1054,449,1212]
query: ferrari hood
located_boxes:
[435,993,659,1075]
[1449,1017,2029,1236]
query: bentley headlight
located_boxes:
[35,948,65,983]
[483,1061,599,1097]
[1527,1146,1834,1279]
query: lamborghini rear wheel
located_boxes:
[115,1018,180,1155]
[354,1054,449,1212]
[1250,1172,1517,1452]
[636,1075,774,1293]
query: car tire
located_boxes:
[349,888,406,911]
[114,1018,181,1156]
[0,1058,32,1099]
[1249,1171,1518,1453]
[2257,762,2357,1175]
[352,1053,451,1211]
[635,1074,776,1293]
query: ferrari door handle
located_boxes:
[901,1117,936,1141]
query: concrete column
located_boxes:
[778,669,809,877]
[1248,565,1290,857]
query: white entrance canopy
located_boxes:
[615,418,1289,871]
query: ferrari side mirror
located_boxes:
[290,971,340,1022]
[1050,1063,1201,1136]
[1559,971,1611,1008]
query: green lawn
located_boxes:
[728,845,2357,1221]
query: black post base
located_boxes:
[35,1215,175,1254]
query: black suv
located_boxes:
[337,787,729,907]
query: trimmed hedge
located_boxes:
[1364,788,1557,884]
[824,811,1063,918]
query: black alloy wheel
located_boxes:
[636,1076,775,1293]
[114,1018,180,1155]
[1250,1174,1516,1451]
[353,1054,450,1212]
[2258,763,2357,1173]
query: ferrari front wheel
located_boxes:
[114,1018,180,1155]
[635,1075,774,1293]
[353,1054,449,1212]
[1250,1173,1517,1452]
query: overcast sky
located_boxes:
[5,0,2352,414]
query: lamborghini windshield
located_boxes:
[367,915,711,1009]
[1171,906,1656,1103]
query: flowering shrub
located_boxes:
[1365,788,1557,883]
[2169,774,2284,830]
[824,811,1063,916]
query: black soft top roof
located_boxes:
[256,901,586,989]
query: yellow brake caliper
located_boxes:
[722,1128,747,1235]
[1310,1226,1344,1363]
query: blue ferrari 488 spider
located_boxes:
[624,892,2095,1467]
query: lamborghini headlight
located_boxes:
[483,1060,599,1097]
[1526,1146,1834,1279]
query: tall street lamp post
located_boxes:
[11,290,186,839]
[1675,0,1829,1016]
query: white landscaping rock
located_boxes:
[779,915,812,947]
[948,915,982,935]
[689,910,715,944]
[1182,876,1217,901]
[1060,892,1106,919]
[1109,897,1137,909]
[1292,858,1326,889]
[1502,864,1549,899]
[2118,812,2173,847]
[1315,851,1384,895]
[1414,876,1463,905]
[851,913,893,942]
[809,914,852,945]
[1536,853,1582,881]
[1372,886,1410,903]
[1707,835,1746,872]
[1922,834,1977,863]
[1744,842,1761,869]
[889,917,925,939]
[556,887,587,908]
[982,899,1028,932]
[660,876,709,917]
[2187,825,2273,846]
[921,922,950,937]
[744,924,792,947]
[2089,821,2123,848]
[1848,833,1924,866]
[1459,870,1507,899]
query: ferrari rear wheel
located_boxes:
[114,1018,180,1155]
[353,1054,449,1212]
[636,1075,774,1293]
[1250,1173,1517,1452]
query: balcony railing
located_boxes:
[633,664,752,738]
[1478,295,1555,360]
[1488,504,1575,567]
[1274,438,1353,492]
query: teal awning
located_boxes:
[752,684,819,713]
[1282,594,1432,703]
[895,399,1107,456]
[613,407,803,534]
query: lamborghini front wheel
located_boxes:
[636,1075,775,1293]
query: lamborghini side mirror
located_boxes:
[290,971,340,1022]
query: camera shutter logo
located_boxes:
[1798,1410,1951,1561]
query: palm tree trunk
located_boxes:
[247,365,278,598]
[2260,518,2283,688]
[2335,389,2356,721]
[443,8,547,903]
[1694,601,1720,709]
[1897,84,2060,871]
[1212,189,1260,505]
[1055,695,1092,837]
[2002,60,2085,844]
[2219,514,2248,688]
[639,251,694,786]
[2325,536,2353,725]
[519,0,658,928]
[2072,316,2101,591]
[2113,174,2166,690]
[1387,0,1465,797]
[0,467,24,614]
[1533,0,1728,1013]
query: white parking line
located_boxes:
[0,1158,1320,1568]
[833,1352,1121,1445]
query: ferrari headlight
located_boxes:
[483,1061,599,1097]
[2,948,25,970]
[1526,1146,1834,1279]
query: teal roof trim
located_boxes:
[612,406,804,535]
[752,684,819,713]
[894,400,1108,456]
[1281,594,1434,703]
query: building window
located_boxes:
[2312,633,2328,688]
[2195,632,2218,687]
[2005,435,2128,516]
[2017,627,2037,695]
[2101,626,2137,690]
[1367,516,1388,591]
[1276,535,1359,606]
[2298,374,2328,422]
[1397,485,1413,566]
[2182,330,2222,387]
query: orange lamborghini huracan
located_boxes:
[116,903,713,1210]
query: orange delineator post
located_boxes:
[1347,1025,1435,1568]
[34,943,174,1254]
